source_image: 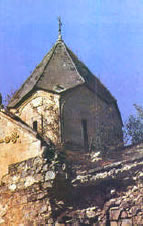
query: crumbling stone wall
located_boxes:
[70,155,143,225]
[61,85,123,151]
[0,145,143,225]
[11,90,60,144]
[0,151,70,225]
[0,156,52,225]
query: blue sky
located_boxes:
[0,0,143,123]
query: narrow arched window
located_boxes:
[81,119,89,152]
[33,121,37,132]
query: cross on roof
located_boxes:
[58,17,62,40]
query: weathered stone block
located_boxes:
[24,176,36,188]
[45,171,56,181]
[39,204,48,214]
[42,181,52,188]
[110,222,118,226]
[110,207,121,220]
[120,211,128,219]
[121,219,132,226]
[9,183,17,191]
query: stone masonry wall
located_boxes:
[0,111,42,180]
[61,85,123,150]
[0,144,143,225]
[11,90,60,144]
[0,152,69,225]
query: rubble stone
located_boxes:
[0,146,143,224]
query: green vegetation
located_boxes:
[124,104,143,145]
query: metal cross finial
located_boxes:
[58,16,62,40]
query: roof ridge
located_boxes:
[33,41,60,88]
[63,43,85,84]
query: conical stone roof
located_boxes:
[8,39,116,108]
